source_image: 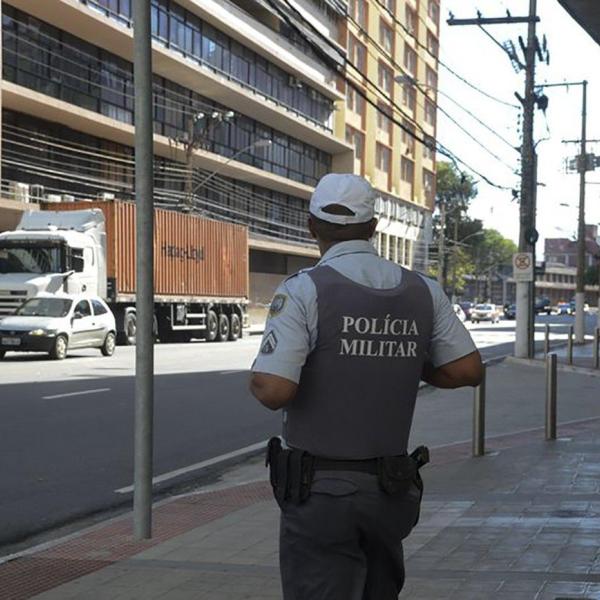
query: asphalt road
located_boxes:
[0,312,597,553]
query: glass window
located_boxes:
[388,234,396,261]
[376,143,391,172]
[424,97,436,126]
[349,34,367,74]
[423,168,435,205]
[423,135,436,161]
[74,300,92,317]
[378,62,393,96]
[356,0,368,28]
[92,299,109,315]
[404,43,417,75]
[377,103,392,135]
[401,157,414,183]
[16,297,73,318]
[382,0,395,14]
[402,83,416,114]
[426,66,438,91]
[404,239,412,266]
[428,0,440,24]
[380,20,393,55]
[401,119,416,155]
[405,5,417,36]
[427,30,439,56]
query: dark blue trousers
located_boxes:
[279,470,421,600]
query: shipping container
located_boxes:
[39,201,249,344]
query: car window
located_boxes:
[74,300,91,317]
[91,299,108,316]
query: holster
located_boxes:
[266,437,314,508]
[377,445,429,527]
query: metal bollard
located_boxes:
[544,323,550,356]
[567,325,574,365]
[472,363,486,457]
[545,353,557,440]
[594,328,599,370]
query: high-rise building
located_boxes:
[341,0,438,271]
[0,0,353,312]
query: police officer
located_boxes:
[250,173,483,599]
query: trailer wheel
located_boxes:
[205,310,218,342]
[123,312,136,346]
[217,314,230,342]
[229,314,241,341]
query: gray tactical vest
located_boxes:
[284,264,434,459]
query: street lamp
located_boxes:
[191,138,272,198]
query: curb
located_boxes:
[506,355,600,377]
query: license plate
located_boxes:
[1,337,21,346]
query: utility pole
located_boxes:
[575,81,588,343]
[547,80,590,342]
[449,2,541,358]
[437,200,446,290]
[133,0,154,540]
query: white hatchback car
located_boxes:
[471,303,502,324]
[0,294,116,360]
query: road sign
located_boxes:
[513,252,534,282]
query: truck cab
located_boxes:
[0,210,106,315]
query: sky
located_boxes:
[437,0,600,253]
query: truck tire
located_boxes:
[229,314,241,341]
[123,312,136,346]
[217,314,230,342]
[49,335,68,360]
[205,310,218,342]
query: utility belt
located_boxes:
[266,437,429,508]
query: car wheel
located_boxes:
[229,313,241,341]
[0,350,5,360]
[205,310,218,342]
[217,314,230,342]
[101,332,116,357]
[50,335,68,360]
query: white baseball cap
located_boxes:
[309,174,376,225]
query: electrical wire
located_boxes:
[269,0,515,190]
[371,0,520,109]
[344,10,519,169]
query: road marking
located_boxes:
[42,388,111,400]
[114,439,268,494]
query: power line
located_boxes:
[370,0,520,109]
[269,0,515,190]
[344,11,518,170]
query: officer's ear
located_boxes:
[368,218,378,238]
[308,215,317,240]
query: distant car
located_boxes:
[555,302,572,315]
[453,304,466,322]
[569,300,590,314]
[459,302,474,321]
[504,304,516,319]
[0,294,116,360]
[471,303,501,324]
[534,297,552,315]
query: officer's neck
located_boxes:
[317,238,367,257]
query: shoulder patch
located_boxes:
[261,330,278,354]
[268,294,287,318]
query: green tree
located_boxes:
[432,162,478,292]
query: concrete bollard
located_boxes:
[544,323,550,356]
[473,363,486,457]
[568,325,574,365]
[546,353,557,441]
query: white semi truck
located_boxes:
[0,201,249,344]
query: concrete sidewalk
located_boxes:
[3,360,600,600]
